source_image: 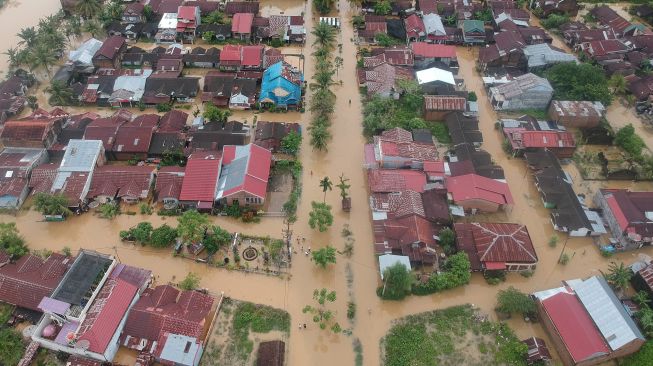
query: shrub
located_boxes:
[179,272,200,290]
[467,91,477,102]
[495,286,536,316]
[157,103,172,112]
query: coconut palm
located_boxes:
[609,74,627,96]
[602,261,632,295]
[319,176,333,202]
[336,174,350,199]
[65,16,83,41]
[76,0,102,19]
[4,48,20,69]
[29,43,58,75]
[310,121,331,151]
[83,20,103,38]
[311,22,336,49]
[45,80,75,106]
[310,68,336,91]
[16,27,37,47]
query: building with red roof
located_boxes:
[579,39,630,63]
[88,165,155,204]
[92,36,127,69]
[502,126,576,158]
[595,189,653,251]
[112,114,159,160]
[216,144,271,207]
[446,173,513,213]
[177,6,201,42]
[232,13,254,40]
[367,47,414,67]
[365,127,439,169]
[224,1,260,16]
[411,42,458,68]
[83,110,133,153]
[155,166,185,206]
[121,285,214,354]
[373,213,439,265]
[179,155,221,210]
[423,95,467,120]
[0,251,70,312]
[404,14,426,42]
[453,223,537,271]
[0,147,48,209]
[368,169,427,193]
[0,108,67,149]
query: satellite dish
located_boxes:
[75,339,91,350]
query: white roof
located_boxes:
[569,276,645,351]
[59,140,103,172]
[68,38,103,66]
[111,69,152,101]
[159,13,178,29]
[378,254,411,280]
[532,286,573,301]
[416,67,455,85]
[423,13,446,36]
[319,17,340,27]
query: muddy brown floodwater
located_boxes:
[4,2,653,366]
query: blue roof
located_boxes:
[259,61,303,107]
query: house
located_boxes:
[177,6,201,43]
[563,28,616,47]
[405,14,426,42]
[143,77,200,104]
[220,45,243,71]
[0,147,48,209]
[83,110,132,153]
[423,13,448,43]
[121,284,214,360]
[374,213,440,265]
[423,95,467,120]
[446,173,513,213]
[579,39,630,63]
[183,47,220,68]
[502,120,576,158]
[445,112,484,147]
[197,23,232,41]
[548,100,605,128]
[357,16,388,44]
[149,110,188,157]
[157,13,179,43]
[489,73,553,110]
[628,75,653,100]
[232,13,254,40]
[533,276,645,366]
[411,42,458,69]
[449,143,506,180]
[0,251,70,313]
[364,127,439,170]
[32,251,151,362]
[187,121,248,153]
[107,22,145,40]
[259,61,303,109]
[478,31,526,71]
[122,3,145,23]
[216,144,271,207]
[241,45,265,70]
[225,1,260,17]
[202,72,236,106]
[108,69,152,107]
[590,5,636,38]
[461,20,486,44]
[523,337,553,365]
[0,109,66,149]
[230,78,258,109]
[522,43,577,71]
[92,36,127,69]
[595,189,653,251]
[632,262,653,300]
[530,0,578,17]
[179,154,221,210]
[264,15,306,43]
[454,222,538,271]
[87,165,154,204]
[253,121,301,153]
[357,62,414,98]
[369,47,415,67]
[524,150,606,236]
[155,166,185,206]
[156,333,204,366]
[69,39,104,73]
[415,67,457,95]
[367,169,427,193]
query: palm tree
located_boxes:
[30,43,58,75]
[4,48,20,69]
[334,56,343,78]
[16,27,37,48]
[83,20,102,38]
[65,16,83,40]
[609,74,627,96]
[77,0,102,19]
[633,291,651,307]
[336,174,350,199]
[309,119,331,151]
[310,68,336,91]
[45,80,74,106]
[311,23,336,49]
[319,176,333,202]
[602,261,632,295]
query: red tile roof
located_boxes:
[446,173,514,205]
[411,42,457,58]
[89,165,154,200]
[114,125,156,154]
[453,223,537,271]
[540,292,610,363]
[156,166,185,202]
[368,169,427,193]
[504,129,575,149]
[220,45,241,64]
[232,13,254,34]
[179,157,220,202]
[583,39,629,57]
[78,279,138,354]
[404,14,425,39]
[0,252,70,311]
[0,121,53,143]
[376,214,439,263]
[424,95,466,111]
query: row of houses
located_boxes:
[0,248,216,365]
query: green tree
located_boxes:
[157,103,172,113]
[202,30,215,42]
[143,4,154,21]
[313,0,335,14]
[609,74,627,95]
[302,288,341,332]
[33,193,72,217]
[203,225,231,254]
[311,22,336,49]
[467,91,477,102]
[319,176,333,202]
[541,13,569,29]
[82,20,102,38]
[374,33,397,47]
[280,130,302,155]
[309,202,333,232]
[131,222,154,244]
[179,272,201,290]
[544,63,612,106]
[98,0,124,28]
[336,174,351,199]
[495,286,536,316]
[602,261,632,293]
[16,27,37,47]
[379,263,413,300]
[311,246,337,268]
[30,43,57,75]
[176,210,210,244]
[98,202,120,219]
[0,328,25,366]
[26,95,38,111]
[203,103,232,123]
[374,0,392,15]
[203,10,227,25]
[0,223,28,258]
[150,224,178,248]
[622,340,653,366]
[76,0,102,19]
[4,47,20,69]
[437,227,456,255]
[45,80,75,106]
[614,124,645,157]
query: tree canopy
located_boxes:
[495,287,536,316]
[308,201,334,232]
[437,228,456,255]
[615,124,645,158]
[149,224,178,248]
[177,210,210,244]
[203,225,232,254]
[33,193,72,217]
[0,328,25,366]
[378,263,413,300]
[281,131,302,155]
[602,261,632,292]
[179,272,201,290]
[203,103,232,123]
[0,223,28,258]
[311,246,337,268]
[544,63,612,106]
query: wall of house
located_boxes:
[225,192,265,207]
[503,89,553,110]
[424,110,451,121]
[593,191,641,250]
[457,198,500,213]
[506,262,537,271]
[104,293,142,361]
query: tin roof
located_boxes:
[424,95,466,111]
[179,157,220,202]
[446,173,514,205]
[216,144,271,200]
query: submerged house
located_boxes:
[259,61,303,109]
[179,153,221,210]
[595,189,653,251]
[216,144,271,208]
[88,165,155,204]
[445,173,513,213]
[548,100,605,128]
[488,73,553,110]
[0,147,48,209]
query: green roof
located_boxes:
[462,20,484,33]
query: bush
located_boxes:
[467,91,477,102]
[179,272,200,290]
[544,63,612,106]
[0,328,25,366]
[347,302,356,319]
[412,253,471,295]
[150,224,178,248]
[541,14,569,29]
[0,223,28,258]
[559,253,570,265]
[378,262,413,300]
[615,124,645,158]
[157,103,172,112]
[495,286,536,316]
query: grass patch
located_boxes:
[0,303,12,325]
[230,301,291,362]
[430,123,451,144]
[381,305,527,366]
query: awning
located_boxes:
[38,297,71,315]
[198,201,213,209]
[484,262,506,270]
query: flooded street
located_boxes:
[2,2,653,366]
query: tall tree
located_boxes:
[308,201,333,232]
[176,210,210,244]
[311,22,336,49]
[45,80,75,106]
[602,261,632,294]
[311,246,337,268]
[379,262,413,300]
[313,0,335,15]
[319,176,333,202]
[336,174,351,199]
[203,225,232,254]
[4,48,20,69]
[76,0,102,19]
[150,224,178,248]
[33,193,72,217]
[30,43,58,75]
[16,27,37,47]
[302,288,341,332]
[82,20,102,38]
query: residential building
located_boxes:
[0,108,66,149]
[149,110,188,158]
[112,114,158,160]
[579,39,630,63]
[404,14,426,42]
[357,15,388,44]
[423,13,448,43]
[445,113,484,147]
[628,75,653,100]
[232,13,254,40]
[224,2,260,17]
[216,144,271,207]
[548,100,605,128]
[454,223,538,271]
[155,166,185,207]
[32,251,151,362]
[364,127,439,170]
[478,30,526,71]
[142,77,200,104]
[595,189,653,251]
[632,262,653,299]
[0,251,70,313]
[461,20,486,44]
[533,276,645,366]
[423,95,467,120]
[590,5,637,38]
[367,169,427,193]
[83,110,132,153]
[187,121,248,153]
[122,3,145,23]
[88,165,155,204]
[179,154,221,210]
[522,43,577,71]
[489,73,553,110]
[415,67,457,95]
[411,42,458,69]
[253,121,301,153]
[446,173,513,213]
[259,61,303,109]
[368,47,414,67]
[373,213,439,265]
[183,47,220,68]
[92,36,127,69]
[523,337,553,365]
[530,0,578,17]
[68,39,104,73]
[0,147,48,209]
[449,143,505,180]
[177,6,201,42]
[357,62,414,98]
[501,117,576,158]
[230,78,258,109]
